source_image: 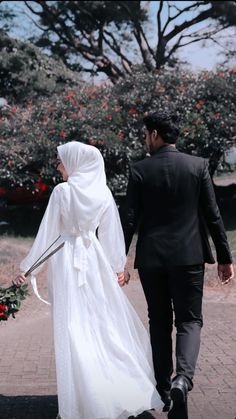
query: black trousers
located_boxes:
[138,264,204,402]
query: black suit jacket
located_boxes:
[121,145,232,268]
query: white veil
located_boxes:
[57,141,110,236]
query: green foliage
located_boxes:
[0,31,82,102]
[0,283,29,321]
[210,1,236,25]
[0,66,235,197]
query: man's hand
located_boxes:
[217,264,234,285]
[12,273,26,287]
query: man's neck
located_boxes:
[155,142,176,151]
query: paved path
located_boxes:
[0,272,236,419]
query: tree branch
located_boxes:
[164,35,184,62]
[157,0,164,41]
[24,1,42,17]
[117,1,155,70]
[103,29,132,73]
[161,2,202,34]
[165,8,215,42]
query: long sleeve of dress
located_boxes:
[20,185,62,275]
[97,192,126,273]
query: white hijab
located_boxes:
[57,141,110,237]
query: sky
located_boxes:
[1,0,235,78]
[147,1,235,71]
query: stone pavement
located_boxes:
[0,250,236,419]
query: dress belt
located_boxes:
[31,231,95,305]
[62,231,95,287]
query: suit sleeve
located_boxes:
[199,160,232,264]
[120,166,142,255]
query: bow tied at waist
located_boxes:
[73,231,94,287]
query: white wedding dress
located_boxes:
[20,142,163,419]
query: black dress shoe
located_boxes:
[170,375,188,404]
[168,375,189,419]
[168,401,188,419]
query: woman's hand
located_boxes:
[12,273,26,287]
[117,272,126,287]
[117,271,131,287]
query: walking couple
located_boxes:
[14,111,234,419]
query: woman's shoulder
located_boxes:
[51,182,69,200]
[53,182,69,192]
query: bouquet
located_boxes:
[0,235,64,322]
[0,284,29,321]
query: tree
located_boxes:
[7,0,235,83]
[0,31,82,102]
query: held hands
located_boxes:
[217,264,234,285]
[117,271,131,287]
[12,273,27,287]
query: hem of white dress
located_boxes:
[58,402,164,419]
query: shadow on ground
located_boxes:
[0,395,58,419]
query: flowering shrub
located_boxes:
[0,66,235,198]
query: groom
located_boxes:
[121,111,234,418]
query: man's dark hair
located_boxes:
[143,111,179,144]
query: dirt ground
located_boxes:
[0,236,235,293]
[213,172,236,185]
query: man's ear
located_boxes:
[151,130,158,142]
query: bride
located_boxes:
[13,141,163,419]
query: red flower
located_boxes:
[179,85,186,93]
[118,130,125,139]
[195,103,201,110]
[11,106,17,113]
[105,114,113,120]
[98,139,104,145]
[71,98,78,106]
[157,86,165,93]
[0,186,7,195]
[65,91,76,100]
[35,178,48,192]
[128,108,137,115]
[195,118,202,126]
[0,304,7,317]
[199,99,205,105]
[7,159,14,167]
[59,130,67,138]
